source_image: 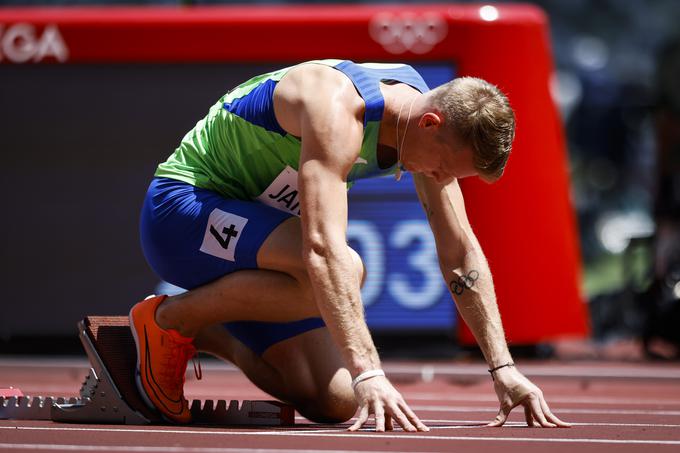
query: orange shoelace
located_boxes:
[160,334,202,393]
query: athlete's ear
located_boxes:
[419,112,443,130]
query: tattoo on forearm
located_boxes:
[449,270,479,296]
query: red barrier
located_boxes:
[0,4,588,344]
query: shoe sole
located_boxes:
[129,305,161,415]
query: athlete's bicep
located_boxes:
[298,92,363,247]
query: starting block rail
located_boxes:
[0,316,294,426]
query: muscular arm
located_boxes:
[299,143,380,376]
[278,65,427,432]
[413,173,511,367]
[292,69,380,376]
[414,173,569,428]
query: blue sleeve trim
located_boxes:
[335,61,384,126]
[223,78,286,136]
[334,60,430,126]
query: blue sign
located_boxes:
[347,63,457,331]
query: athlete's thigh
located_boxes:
[257,216,366,286]
[256,216,306,277]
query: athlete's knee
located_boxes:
[348,246,366,288]
[287,267,315,306]
[295,387,357,423]
[283,366,357,423]
[257,217,317,303]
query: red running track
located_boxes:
[1,358,680,452]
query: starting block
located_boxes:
[0,316,294,426]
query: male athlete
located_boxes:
[129,59,570,431]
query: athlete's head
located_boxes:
[433,77,515,182]
[404,77,515,184]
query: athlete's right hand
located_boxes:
[348,376,429,432]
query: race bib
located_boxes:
[199,209,249,262]
[256,166,302,217]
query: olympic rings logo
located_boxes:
[369,11,448,55]
[450,270,480,296]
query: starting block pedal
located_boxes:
[0,316,294,426]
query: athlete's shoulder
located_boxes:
[284,60,349,85]
[273,61,363,138]
[277,61,363,108]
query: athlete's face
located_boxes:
[402,112,479,185]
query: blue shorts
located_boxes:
[140,177,325,355]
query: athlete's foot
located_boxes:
[129,295,196,424]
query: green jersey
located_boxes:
[155,59,430,216]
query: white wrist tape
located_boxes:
[351,369,385,390]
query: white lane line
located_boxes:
[0,445,427,453]
[0,426,323,436]
[9,421,678,438]
[281,434,680,445]
[384,363,680,379]
[3,419,678,433]
[195,361,680,380]
[405,393,680,406]
[421,419,680,428]
[411,405,680,416]
[5,359,680,380]
[0,432,680,446]
[2,425,680,445]
[279,425,485,435]
[282,434,680,445]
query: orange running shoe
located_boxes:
[129,294,195,424]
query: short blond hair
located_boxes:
[429,77,515,181]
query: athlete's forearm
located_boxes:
[442,243,512,367]
[304,243,381,376]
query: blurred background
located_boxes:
[1,0,678,361]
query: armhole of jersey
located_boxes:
[332,61,384,127]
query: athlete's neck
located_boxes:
[378,83,420,150]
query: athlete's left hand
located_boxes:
[487,366,571,428]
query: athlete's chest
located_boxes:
[347,122,399,182]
